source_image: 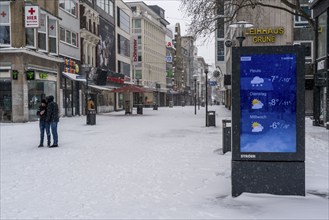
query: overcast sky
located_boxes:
[124,0,216,66]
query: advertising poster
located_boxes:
[97,18,115,72]
[240,54,297,153]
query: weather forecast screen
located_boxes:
[240,54,297,153]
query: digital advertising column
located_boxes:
[231,46,305,197]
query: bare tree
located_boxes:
[180,0,315,39]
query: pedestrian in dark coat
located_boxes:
[46,95,59,147]
[36,99,50,147]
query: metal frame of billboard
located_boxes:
[232,45,305,162]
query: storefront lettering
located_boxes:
[107,76,124,84]
[39,72,48,79]
[245,27,284,43]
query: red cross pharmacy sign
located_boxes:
[25,6,40,28]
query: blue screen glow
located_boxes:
[240,54,296,153]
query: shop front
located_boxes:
[0,50,62,122]
[61,57,83,117]
[27,71,57,121]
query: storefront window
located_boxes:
[28,80,56,121]
[318,11,327,58]
[0,78,12,122]
[118,93,124,109]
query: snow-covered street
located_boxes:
[1,106,328,219]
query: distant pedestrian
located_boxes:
[36,99,50,147]
[87,98,95,110]
[46,95,59,148]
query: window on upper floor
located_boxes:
[117,8,130,34]
[294,41,313,62]
[318,11,327,58]
[48,18,58,54]
[59,0,78,18]
[26,28,36,48]
[118,34,130,57]
[134,19,141,28]
[60,26,79,48]
[30,13,59,54]
[38,13,47,51]
[217,40,224,61]
[294,5,312,27]
[96,0,114,17]
[118,61,131,77]
[0,3,10,47]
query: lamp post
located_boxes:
[82,64,92,124]
[229,21,253,47]
[205,69,209,127]
[193,74,197,115]
[197,80,200,110]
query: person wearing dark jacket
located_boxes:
[36,99,51,147]
[46,95,59,147]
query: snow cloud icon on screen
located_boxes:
[252,99,264,109]
[251,76,264,87]
[252,122,264,132]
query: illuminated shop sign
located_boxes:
[64,58,79,74]
[245,27,285,43]
[39,72,48,79]
[133,38,138,63]
[12,70,18,80]
[107,72,124,85]
[26,70,35,80]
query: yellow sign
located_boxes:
[245,27,284,43]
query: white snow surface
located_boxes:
[1,106,328,219]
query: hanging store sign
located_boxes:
[166,55,172,63]
[12,70,18,80]
[25,6,40,28]
[133,38,138,63]
[209,81,218,86]
[64,58,79,74]
[26,70,35,80]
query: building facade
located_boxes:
[181,35,195,105]
[0,0,62,122]
[311,0,329,129]
[116,0,132,83]
[128,2,168,106]
[58,0,82,117]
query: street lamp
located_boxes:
[229,20,253,47]
[193,74,198,115]
[197,80,200,110]
[81,64,92,124]
[205,69,209,127]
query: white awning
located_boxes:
[88,84,113,91]
[62,72,86,82]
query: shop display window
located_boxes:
[28,80,56,121]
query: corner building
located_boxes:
[0,0,62,122]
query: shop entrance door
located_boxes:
[0,79,12,122]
